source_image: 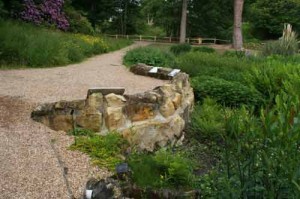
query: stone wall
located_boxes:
[31,64,194,151]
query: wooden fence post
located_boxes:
[198,38,202,44]
[169,37,172,43]
[139,35,142,41]
[116,35,118,39]
[154,36,157,42]
[127,35,129,39]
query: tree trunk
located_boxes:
[233,0,244,50]
[180,0,188,43]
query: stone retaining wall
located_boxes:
[31,64,194,151]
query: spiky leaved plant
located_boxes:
[263,23,299,56]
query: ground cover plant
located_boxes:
[123,46,175,67]
[0,20,132,68]
[69,129,129,170]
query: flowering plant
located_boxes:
[20,0,69,30]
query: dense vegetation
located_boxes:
[121,28,300,196]
[0,20,132,68]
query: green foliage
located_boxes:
[250,0,300,39]
[170,44,191,55]
[69,132,128,170]
[64,6,94,35]
[139,25,166,37]
[199,93,300,198]
[123,47,175,67]
[192,76,264,108]
[244,61,300,106]
[68,127,95,137]
[0,20,131,68]
[176,52,248,81]
[192,46,216,54]
[0,0,7,17]
[128,148,195,189]
[189,99,229,140]
[263,24,299,56]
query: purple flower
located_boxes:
[20,0,69,30]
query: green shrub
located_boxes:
[123,47,175,67]
[192,76,264,108]
[244,62,300,105]
[128,148,195,189]
[176,52,249,82]
[65,7,94,35]
[192,46,216,54]
[69,132,128,170]
[0,20,129,68]
[189,99,230,140]
[200,93,300,198]
[170,43,192,55]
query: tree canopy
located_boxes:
[1,0,300,40]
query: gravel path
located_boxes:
[0,42,166,199]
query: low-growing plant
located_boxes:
[192,76,264,108]
[123,46,175,67]
[192,46,216,54]
[175,52,249,82]
[69,132,128,170]
[128,148,196,189]
[189,99,229,141]
[170,43,192,55]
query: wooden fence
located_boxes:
[105,34,231,45]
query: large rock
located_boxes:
[105,107,126,131]
[122,115,185,151]
[75,109,103,132]
[160,99,175,118]
[105,93,126,107]
[87,93,103,110]
[125,103,156,122]
[50,115,73,132]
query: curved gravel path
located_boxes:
[0,42,166,199]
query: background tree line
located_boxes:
[1,0,300,40]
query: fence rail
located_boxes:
[105,34,231,45]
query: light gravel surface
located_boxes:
[0,42,166,199]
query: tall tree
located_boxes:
[233,0,244,50]
[179,0,187,43]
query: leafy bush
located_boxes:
[123,47,175,67]
[0,20,129,68]
[244,61,300,105]
[128,148,195,188]
[192,76,264,108]
[262,24,299,56]
[192,46,216,54]
[170,43,192,55]
[65,6,94,34]
[200,93,300,198]
[189,99,229,140]
[69,132,128,170]
[176,52,249,82]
